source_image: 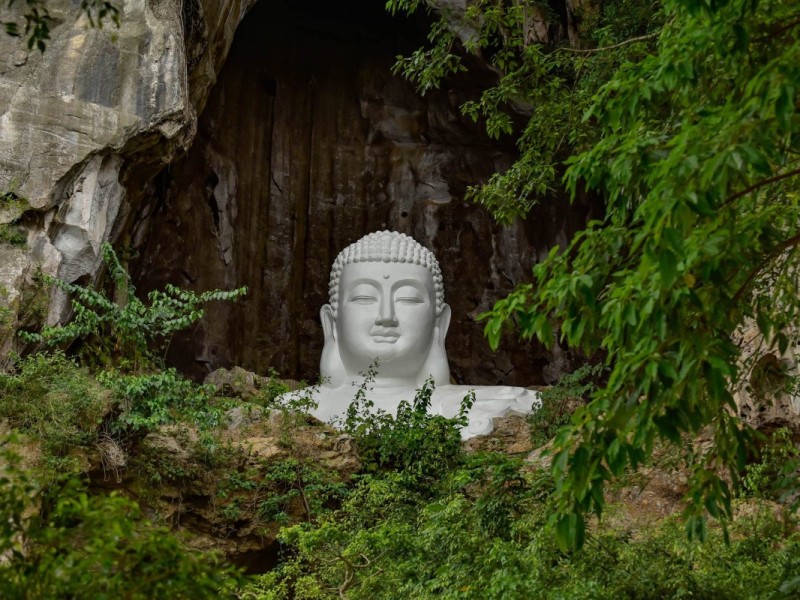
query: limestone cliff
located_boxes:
[0,0,250,356]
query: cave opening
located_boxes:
[131,0,559,387]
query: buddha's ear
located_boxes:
[418,304,452,387]
[319,304,346,388]
[437,304,451,345]
[320,304,337,343]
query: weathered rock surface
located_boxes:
[0,0,254,341]
[88,411,359,571]
[463,412,536,455]
[0,0,198,324]
[0,244,28,358]
[734,320,800,435]
[0,1,185,211]
[203,365,301,400]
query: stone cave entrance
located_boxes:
[131,0,571,387]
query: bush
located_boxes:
[5,242,249,442]
[244,473,800,599]
[741,427,800,505]
[242,386,546,599]
[240,375,800,599]
[343,374,473,482]
[0,352,110,459]
[20,242,246,371]
[99,368,224,432]
[529,364,604,448]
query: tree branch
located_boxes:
[732,232,800,302]
[557,31,660,55]
[295,465,312,522]
[723,166,800,208]
[754,15,800,42]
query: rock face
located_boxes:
[734,321,800,435]
[0,0,258,340]
[0,1,186,211]
[0,0,190,342]
[0,0,590,386]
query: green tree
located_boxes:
[388,0,800,548]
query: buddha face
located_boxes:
[336,261,438,380]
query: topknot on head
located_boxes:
[328,230,444,316]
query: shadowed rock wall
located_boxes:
[132,0,587,385]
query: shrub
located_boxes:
[99,368,224,432]
[0,352,110,459]
[343,374,473,483]
[241,372,800,599]
[243,475,800,599]
[529,363,604,448]
[20,242,246,371]
[0,223,26,246]
[741,427,800,505]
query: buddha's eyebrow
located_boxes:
[392,279,428,293]
[346,278,381,293]
[348,278,381,287]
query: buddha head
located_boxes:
[320,231,452,388]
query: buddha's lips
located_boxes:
[370,328,400,342]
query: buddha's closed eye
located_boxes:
[350,295,377,304]
[395,285,425,304]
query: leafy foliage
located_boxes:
[0,223,25,246]
[0,285,17,356]
[0,188,27,246]
[240,414,800,600]
[343,370,474,480]
[242,390,543,599]
[20,242,246,370]
[99,367,224,432]
[2,243,250,485]
[528,363,604,447]
[253,458,351,525]
[741,427,800,504]
[0,439,240,598]
[388,0,663,222]
[389,0,800,547]
[0,352,110,469]
[255,504,800,599]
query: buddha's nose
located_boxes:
[375,295,398,326]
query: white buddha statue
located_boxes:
[298,230,539,439]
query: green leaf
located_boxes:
[658,249,678,286]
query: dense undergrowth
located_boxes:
[242,384,800,599]
[2,350,799,598]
